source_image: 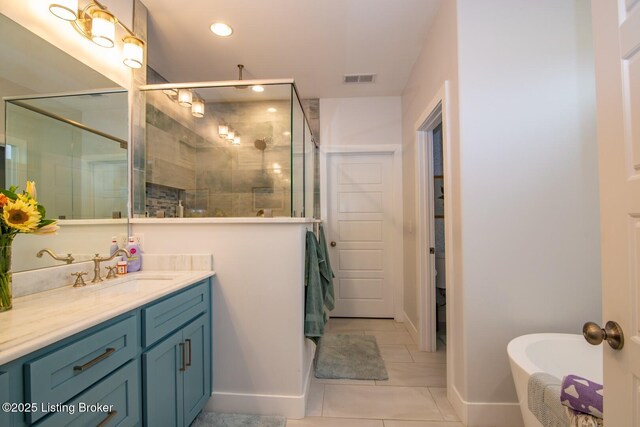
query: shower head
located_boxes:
[235,64,248,90]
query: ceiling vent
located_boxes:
[343,74,376,84]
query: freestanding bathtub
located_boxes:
[507,333,603,427]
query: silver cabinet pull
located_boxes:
[96,410,118,427]
[583,321,624,350]
[74,347,116,372]
[185,339,192,368]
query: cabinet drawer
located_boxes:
[36,360,140,427]
[25,316,138,424]
[142,281,209,347]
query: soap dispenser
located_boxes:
[109,236,119,256]
[125,237,142,272]
[177,200,184,218]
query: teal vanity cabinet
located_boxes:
[142,281,211,427]
[0,278,212,427]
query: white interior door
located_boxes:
[327,152,394,318]
[592,0,640,423]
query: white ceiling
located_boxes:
[143,0,442,99]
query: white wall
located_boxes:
[319,97,402,148]
[457,0,600,424]
[400,0,465,410]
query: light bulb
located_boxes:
[226,131,235,140]
[218,125,228,136]
[192,99,205,118]
[178,89,192,107]
[252,85,264,93]
[232,137,241,145]
[123,36,144,69]
[210,22,233,37]
[90,10,116,48]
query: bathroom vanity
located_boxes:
[0,271,214,427]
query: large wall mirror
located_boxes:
[1,13,129,272]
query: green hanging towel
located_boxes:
[318,224,335,311]
[304,231,325,341]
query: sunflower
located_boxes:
[3,198,41,232]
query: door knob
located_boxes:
[582,320,624,350]
[330,241,337,247]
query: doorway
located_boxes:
[326,152,395,318]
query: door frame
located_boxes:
[415,82,455,355]
[320,145,404,321]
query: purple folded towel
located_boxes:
[560,374,603,418]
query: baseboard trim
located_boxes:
[449,386,524,427]
[449,384,468,425]
[206,340,315,419]
[403,311,419,346]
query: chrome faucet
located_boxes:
[36,249,74,264]
[91,249,130,284]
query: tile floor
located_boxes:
[287,318,464,427]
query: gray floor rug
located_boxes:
[191,412,286,427]
[315,334,389,380]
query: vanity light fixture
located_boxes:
[210,22,233,37]
[218,125,229,137]
[267,107,277,113]
[163,88,178,96]
[90,9,115,47]
[232,137,241,145]
[48,0,146,69]
[49,0,78,21]
[252,85,264,93]
[123,36,144,68]
[178,89,193,107]
[226,130,235,141]
[192,98,205,118]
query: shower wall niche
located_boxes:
[136,81,316,218]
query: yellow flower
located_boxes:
[2,198,41,232]
[17,194,37,206]
[33,222,59,235]
[25,181,37,201]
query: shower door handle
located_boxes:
[583,320,624,350]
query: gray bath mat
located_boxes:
[315,334,389,380]
[191,412,286,427]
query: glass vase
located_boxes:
[0,236,14,312]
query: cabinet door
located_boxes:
[182,314,211,426]
[0,371,9,427]
[143,330,184,427]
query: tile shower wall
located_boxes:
[146,182,182,218]
[143,89,300,217]
[195,100,291,217]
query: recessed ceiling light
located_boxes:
[267,107,277,113]
[252,85,264,92]
[210,22,233,37]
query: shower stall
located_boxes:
[134,80,317,219]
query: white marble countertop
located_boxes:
[0,270,215,365]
